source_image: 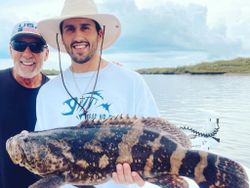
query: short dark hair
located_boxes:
[59,19,102,35]
[93,20,102,32]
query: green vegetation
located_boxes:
[41,57,250,75]
[42,69,60,75]
[137,57,250,74]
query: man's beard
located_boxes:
[66,40,98,64]
[71,54,92,64]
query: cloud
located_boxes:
[100,0,242,59]
[0,0,248,68]
[0,0,62,58]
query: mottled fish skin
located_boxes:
[6,116,249,188]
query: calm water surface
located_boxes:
[144,74,250,169]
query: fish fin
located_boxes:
[77,116,191,148]
[77,119,102,128]
[28,174,64,188]
[137,117,191,148]
[181,150,249,188]
[77,115,135,129]
[145,174,189,188]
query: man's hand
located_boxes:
[112,163,145,187]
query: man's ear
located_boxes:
[98,29,104,39]
[44,48,49,62]
[9,45,14,59]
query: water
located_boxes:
[143,74,250,169]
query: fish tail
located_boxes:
[180,150,249,188]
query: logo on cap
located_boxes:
[16,22,39,34]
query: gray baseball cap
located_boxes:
[10,21,46,44]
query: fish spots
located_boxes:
[194,151,208,183]
[144,154,154,176]
[170,145,187,175]
[84,140,103,153]
[180,150,200,178]
[99,154,109,169]
[117,126,144,163]
[76,160,89,169]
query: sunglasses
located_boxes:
[11,41,47,53]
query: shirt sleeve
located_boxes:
[133,74,160,117]
[35,89,46,131]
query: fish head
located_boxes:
[6,130,30,165]
[6,129,69,176]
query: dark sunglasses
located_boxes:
[10,41,47,53]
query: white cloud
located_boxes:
[133,0,250,56]
[1,0,250,68]
[135,0,250,28]
[100,0,242,58]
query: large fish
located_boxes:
[6,116,249,188]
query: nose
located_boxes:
[22,47,33,58]
[74,28,85,41]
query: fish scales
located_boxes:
[6,116,249,188]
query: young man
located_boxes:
[36,0,159,187]
[0,21,49,188]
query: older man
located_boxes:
[0,21,49,188]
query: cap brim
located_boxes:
[37,14,121,52]
[11,33,47,45]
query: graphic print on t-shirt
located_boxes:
[62,90,112,120]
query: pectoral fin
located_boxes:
[28,174,64,188]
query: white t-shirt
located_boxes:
[35,62,160,188]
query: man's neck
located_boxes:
[12,70,42,88]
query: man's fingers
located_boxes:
[112,163,145,187]
[132,171,145,187]
[123,163,133,184]
[116,163,126,184]
[112,172,119,184]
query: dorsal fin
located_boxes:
[76,115,191,148]
[77,118,102,128]
[140,117,191,148]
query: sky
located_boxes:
[1,0,250,70]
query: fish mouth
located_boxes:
[6,132,28,165]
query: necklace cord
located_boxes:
[56,25,105,120]
[84,25,105,118]
[56,33,85,113]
